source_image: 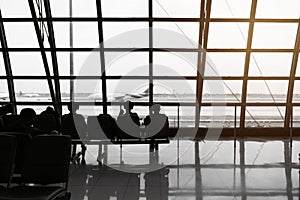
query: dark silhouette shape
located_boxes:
[144,104,169,138]
[4,108,46,137]
[0,104,13,131]
[144,168,169,200]
[40,106,60,131]
[0,134,17,188]
[0,135,72,200]
[116,101,141,139]
[0,103,13,116]
[61,103,87,164]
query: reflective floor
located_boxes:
[68,139,300,199]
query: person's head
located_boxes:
[45,106,54,113]
[123,101,134,113]
[67,102,79,113]
[20,108,36,126]
[151,104,161,114]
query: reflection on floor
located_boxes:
[68,139,300,199]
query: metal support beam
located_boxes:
[149,0,154,106]
[44,0,62,115]
[284,21,300,128]
[240,0,257,128]
[27,0,57,106]
[0,10,16,114]
[96,0,108,114]
[195,0,209,128]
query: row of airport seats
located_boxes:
[0,134,71,200]
[1,114,169,142]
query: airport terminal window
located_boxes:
[0,0,300,129]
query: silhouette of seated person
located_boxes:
[40,106,60,131]
[0,103,13,131]
[5,108,48,137]
[144,104,169,139]
[116,101,140,139]
[61,103,87,163]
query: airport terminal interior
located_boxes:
[1,0,300,199]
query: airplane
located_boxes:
[88,88,150,102]
[0,93,9,100]
[18,91,40,98]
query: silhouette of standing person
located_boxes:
[61,103,87,164]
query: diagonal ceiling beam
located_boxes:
[28,0,56,106]
[0,10,16,114]
[96,0,108,114]
[240,0,257,128]
[284,20,300,128]
[43,0,62,115]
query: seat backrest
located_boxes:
[116,115,141,139]
[0,132,32,174]
[21,135,71,185]
[61,114,86,140]
[0,134,17,186]
[34,114,58,133]
[145,115,169,139]
[87,115,116,140]
[1,115,20,129]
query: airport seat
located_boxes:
[33,114,58,133]
[87,114,117,141]
[0,135,17,188]
[144,116,169,139]
[116,115,141,140]
[1,115,20,129]
[0,132,32,176]
[0,135,72,200]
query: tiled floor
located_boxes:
[68,139,300,199]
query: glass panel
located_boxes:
[10,52,49,76]
[102,0,148,17]
[180,106,195,127]
[0,80,9,102]
[73,22,99,48]
[203,80,242,103]
[105,52,149,76]
[206,52,245,76]
[210,0,252,18]
[106,80,149,102]
[59,80,70,102]
[292,80,300,102]
[153,52,198,76]
[4,23,39,48]
[73,79,102,102]
[73,0,97,17]
[252,23,298,49]
[153,80,196,102]
[1,0,31,18]
[207,22,249,48]
[294,54,300,76]
[53,22,70,48]
[293,106,300,127]
[14,80,51,102]
[249,53,292,76]
[0,55,6,76]
[50,0,69,17]
[153,22,199,48]
[58,52,101,76]
[103,22,149,48]
[78,106,103,119]
[245,106,285,127]
[247,80,288,102]
[256,0,300,19]
[153,0,200,18]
